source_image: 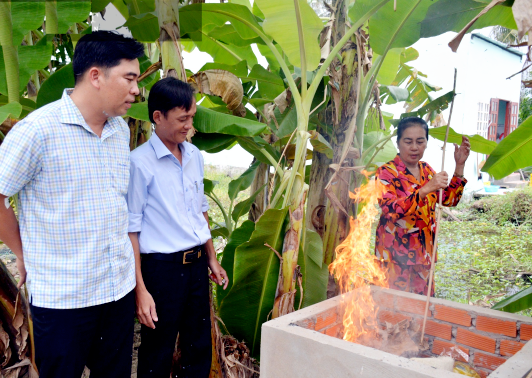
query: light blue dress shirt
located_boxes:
[0,89,135,309]
[127,132,211,254]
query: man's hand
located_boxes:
[16,257,26,289]
[135,288,158,329]
[208,258,229,290]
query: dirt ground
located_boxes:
[1,245,141,378]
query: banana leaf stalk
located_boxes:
[0,1,20,104]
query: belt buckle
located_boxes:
[183,249,193,264]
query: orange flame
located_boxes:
[329,175,387,344]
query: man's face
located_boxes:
[155,102,196,145]
[100,58,140,117]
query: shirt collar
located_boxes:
[149,132,193,163]
[393,154,422,184]
[59,88,119,139]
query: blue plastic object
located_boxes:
[484,185,500,193]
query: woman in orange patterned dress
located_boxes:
[375,117,471,296]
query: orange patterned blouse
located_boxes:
[375,155,467,267]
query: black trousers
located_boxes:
[137,251,212,378]
[30,290,135,378]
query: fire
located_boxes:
[329,175,387,344]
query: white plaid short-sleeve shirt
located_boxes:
[0,89,135,309]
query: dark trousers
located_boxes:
[137,251,212,378]
[30,290,135,378]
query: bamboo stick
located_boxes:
[420,68,457,343]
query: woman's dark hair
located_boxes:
[148,77,195,123]
[396,117,429,142]
[73,31,144,84]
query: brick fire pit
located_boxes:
[261,286,532,378]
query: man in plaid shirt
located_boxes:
[0,31,144,378]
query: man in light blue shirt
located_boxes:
[128,77,228,378]
[0,31,144,377]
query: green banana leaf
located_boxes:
[55,1,91,33]
[192,132,237,153]
[299,229,328,308]
[10,1,45,46]
[217,220,256,306]
[254,0,323,71]
[206,23,264,47]
[363,131,398,166]
[420,0,517,38]
[309,130,333,159]
[179,3,262,42]
[0,95,35,119]
[189,31,258,68]
[219,207,288,357]
[126,102,268,136]
[199,60,249,79]
[401,90,455,119]
[491,286,532,313]
[375,48,403,86]
[123,12,159,42]
[351,0,433,56]
[381,85,411,103]
[203,178,216,195]
[237,136,282,166]
[121,0,158,42]
[0,37,53,96]
[245,64,285,101]
[92,0,112,13]
[36,63,74,108]
[232,184,267,222]
[0,101,22,125]
[429,126,497,155]
[482,115,532,180]
[228,160,260,201]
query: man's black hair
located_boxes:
[396,117,429,142]
[148,77,195,124]
[73,31,144,84]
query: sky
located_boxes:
[93,3,519,169]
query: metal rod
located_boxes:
[420,68,457,343]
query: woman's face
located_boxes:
[398,125,427,167]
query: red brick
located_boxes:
[324,323,342,338]
[378,309,411,325]
[456,328,496,353]
[474,352,507,370]
[476,316,516,337]
[500,340,525,356]
[315,308,337,331]
[396,297,431,316]
[372,291,394,310]
[298,318,315,330]
[434,305,471,326]
[521,323,532,341]
[424,320,452,340]
[431,339,470,362]
[477,368,491,378]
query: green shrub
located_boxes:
[472,187,532,226]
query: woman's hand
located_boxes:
[420,171,449,198]
[454,136,471,166]
[209,258,229,290]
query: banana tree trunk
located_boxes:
[0,1,20,104]
[272,196,305,318]
[156,0,186,81]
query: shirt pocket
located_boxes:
[112,161,130,195]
